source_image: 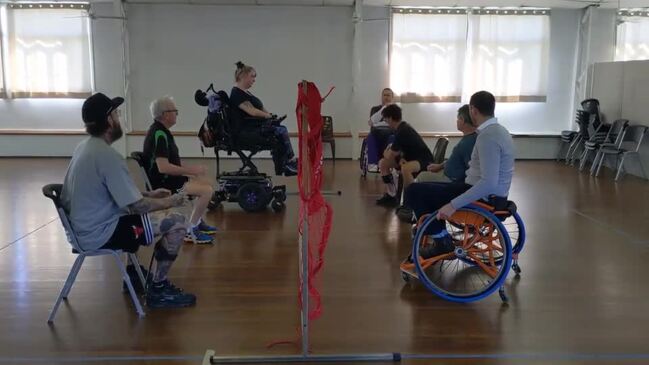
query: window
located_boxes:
[4,3,92,98]
[390,10,467,102]
[615,10,649,62]
[390,8,550,103]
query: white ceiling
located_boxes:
[117,0,649,9]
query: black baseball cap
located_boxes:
[82,92,124,126]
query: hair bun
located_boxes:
[235,61,245,69]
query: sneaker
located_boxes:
[122,264,149,294]
[396,205,415,223]
[146,280,196,308]
[197,221,218,234]
[376,193,398,207]
[184,226,214,244]
[367,164,379,173]
[283,164,298,177]
[419,234,456,259]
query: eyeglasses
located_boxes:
[164,109,179,116]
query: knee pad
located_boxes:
[154,244,178,262]
[382,174,394,184]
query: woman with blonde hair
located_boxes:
[229,61,297,176]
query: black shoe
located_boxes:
[122,264,149,294]
[396,205,415,223]
[376,194,398,207]
[419,235,456,259]
[146,280,196,308]
[283,164,298,176]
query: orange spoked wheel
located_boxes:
[401,205,512,303]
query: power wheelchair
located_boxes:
[194,84,287,213]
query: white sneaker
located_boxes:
[367,164,379,173]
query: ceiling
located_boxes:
[116,0,649,9]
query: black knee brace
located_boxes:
[382,174,394,184]
[154,244,178,262]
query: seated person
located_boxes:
[365,88,396,172]
[143,96,217,245]
[417,104,477,183]
[376,104,434,207]
[229,61,297,176]
[404,91,514,259]
[61,93,196,308]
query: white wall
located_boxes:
[127,4,354,134]
[589,60,649,179]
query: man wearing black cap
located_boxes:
[61,92,197,309]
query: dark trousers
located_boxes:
[404,182,471,235]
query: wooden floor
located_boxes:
[1,158,649,365]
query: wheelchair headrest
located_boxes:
[194,89,209,107]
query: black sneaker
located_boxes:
[122,264,149,294]
[146,280,196,308]
[283,164,298,177]
[376,194,398,207]
[396,205,415,223]
[419,235,456,259]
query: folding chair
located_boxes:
[130,151,153,192]
[42,184,147,323]
[593,125,648,181]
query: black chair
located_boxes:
[130,151,152,191]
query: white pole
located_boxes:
[300,80,310,356]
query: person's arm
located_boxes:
[127,193,186,215]
[450,135,501,210]
[239,101,272,119]
[427,162,444,173]
[156,157,205,177]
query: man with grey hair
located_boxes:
[143,96,217,244]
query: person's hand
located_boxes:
[149,188,171,198]
[170,192,187,207]
[436,203,457,221]
[186,165,206,176]
[427,163,441,172]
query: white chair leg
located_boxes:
[579,149,591,171]
[590,151,602,176]
[595,153,607,177]
[113,253,145,317]
[615,154,626,181]
[61,255,85,299]
[48,255,85,323]
[128,253,147,289]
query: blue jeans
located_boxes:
[404,182,471,235]
[273,125,294,160]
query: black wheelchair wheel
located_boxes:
[360,138,368,178]
[237,183,270,212]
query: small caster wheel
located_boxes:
[498,286,508,303]
[271,199,285,212]
[512,262,521,275]
[401,272,411,283]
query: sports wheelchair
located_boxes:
[195,84,287,213]
[399,197,525,303]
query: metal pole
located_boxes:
[204,351,401,364]
[300,80,310,356]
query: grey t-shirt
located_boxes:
[61,137,143,250]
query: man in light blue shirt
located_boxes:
[403,91,515,259]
